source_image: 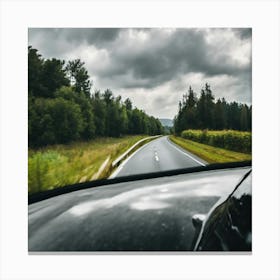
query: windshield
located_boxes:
[28,28,252,195]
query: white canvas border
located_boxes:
[0,0,280,279]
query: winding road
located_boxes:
[110,136,207,178]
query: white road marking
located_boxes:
[154,151,159,162]
[166,137,206,166]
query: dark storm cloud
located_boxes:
[233,28,252,39]
[28,28,251,118]
[60,28,122,45]
[28,28,251,86]
[28,28,122,58]
[90,28,250,89]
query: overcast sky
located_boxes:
[28,28,252,119]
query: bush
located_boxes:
[181,130,251,153]
[29,97,84,147]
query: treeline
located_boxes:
[28,47,163,148]
[174,83,252,134]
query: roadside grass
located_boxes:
[169,135,252,164]
[28,135,148,194]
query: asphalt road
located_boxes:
[111,136,208,178]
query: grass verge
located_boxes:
[28,135,149,194]
[169,135,252,164]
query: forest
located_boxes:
[28,46,164,148]
[29,46,252,150]
[173,84,252,134]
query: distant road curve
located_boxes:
[110,136,208,178]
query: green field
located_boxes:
[28,135,148,194]
[169,135,252,163]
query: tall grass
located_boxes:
[181,130,251,154]
[28,135,147,194]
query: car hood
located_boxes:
[29,167,250,252]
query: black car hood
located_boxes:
[28,167,250,252]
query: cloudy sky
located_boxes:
[28,28,251,119]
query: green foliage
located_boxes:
[28,46,164,148]
[29,97,83,147]
[65,59,91,96]
[28,46,69,98]
[174,83,252,134]
[41,58,69,97]
[92,90,106,136]
[181,129,252,154]
[28,46,44,97]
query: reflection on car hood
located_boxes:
[29,167,250,252]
